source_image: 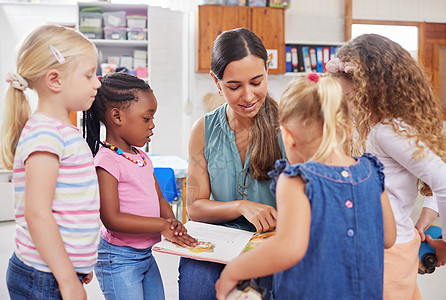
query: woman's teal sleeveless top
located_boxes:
[204,103,285,232]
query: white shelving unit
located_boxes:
[77,1,150,81]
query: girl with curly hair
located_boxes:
[327,33,446,300]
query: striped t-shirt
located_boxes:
[13,113,100,273]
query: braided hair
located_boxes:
[83,72,152,156]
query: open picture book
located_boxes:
[152,221,275,264]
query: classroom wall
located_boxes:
[0,0,445,161]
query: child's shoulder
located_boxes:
[360,153,384,171]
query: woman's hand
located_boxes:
[238,200,277,232]
[415,207,439,241]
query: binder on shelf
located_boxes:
[302,46,312,73]
[285,46,292,72]
[309,47,317,72]
[329,47,337,61]
[322,47,330,73]
[297,46,305,72]
[291,46,299,72]
[316,47,323,73]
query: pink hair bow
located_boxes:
[307,73,319,83]
[326,58,356,74]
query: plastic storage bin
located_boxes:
[248,0,266,6]
[200,0,224,4]
[79,26,103,39]
[104,27,126,40]
[226,0,247,5]
[127,14,147,28]
[79,12,102,28]
[127,28,147,40]
[103,11,126,27]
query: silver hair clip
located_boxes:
[50,45,65,64]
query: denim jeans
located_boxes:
[178,257,272,300]
[95,236,165,300]
[6,253,86,300]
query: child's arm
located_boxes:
[25,153,86,300]
[97,167,196,246]
[381,190,396,249]
[215,174,311,299]
[154,174,197,245]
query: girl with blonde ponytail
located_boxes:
[2,24,101,299]
[216,74,396,300]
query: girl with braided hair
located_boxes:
[83,72,196,299]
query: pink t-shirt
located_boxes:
[94,146,161,249]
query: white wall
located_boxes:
[353,0,446,22]
[147,7,187,157]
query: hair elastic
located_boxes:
[307,73,319,83]
[50,45,65,64]
[6,72,28,91]
[326,58,356,74]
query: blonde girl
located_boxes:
[329,33,446,300]
[1,24,101,299]
[215,74,396,299]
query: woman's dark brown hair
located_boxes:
[211,28,282,180]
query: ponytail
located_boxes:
[279,75,351,163]
[312,77,350,162]
[0,87,31,169]
[83,104,102,156]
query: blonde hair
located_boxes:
[279,76,351,162]
[0,25,96,169]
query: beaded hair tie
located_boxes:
[103,141,147,167]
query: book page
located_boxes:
[153,221,254,264]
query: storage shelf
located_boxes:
[286,41,345,46]
[79,2,147,12]
[89,39,148,47]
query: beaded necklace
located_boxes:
[102,141,147,167]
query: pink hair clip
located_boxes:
[50,45,65,64]
[307,73,319,83]
[326,57,356,74]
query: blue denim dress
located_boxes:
[269,154,385,300]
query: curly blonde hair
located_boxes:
[336,34,446,195]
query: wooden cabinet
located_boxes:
[197,5,285,74]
